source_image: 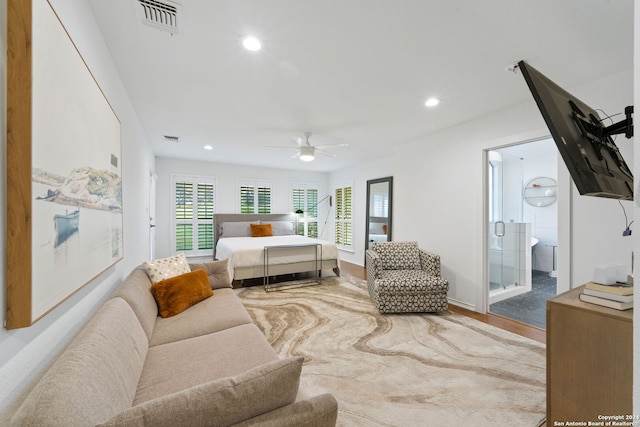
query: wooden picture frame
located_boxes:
[6,0,123,329]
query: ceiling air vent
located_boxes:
[163,135,181,143]
[137,0,180,34]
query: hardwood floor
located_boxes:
[340,261,546,344]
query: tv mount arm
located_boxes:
[603,105,634,139]
[569,101,634,177]
[570,102,634,142]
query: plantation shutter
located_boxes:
[173,176,215,256]
[373,193,387,217]
[240,185,255,214]
[175,182,193,251]
[257,186,271,214]
[291,184,319,237]
[293,188,305,235]
[307,188,318,238]
[238,180,273,214]
[197,183,214,250]
[307,188,318,218]
[335,184,353,248]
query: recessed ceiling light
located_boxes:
[204,145,213,150]
[425,97,440,108]
[242,36,262,51]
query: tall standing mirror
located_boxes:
[365,176,393,255]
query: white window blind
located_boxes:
[335,183,353,249]
[173,175,215,256]
[292,183,319,238]
[238,180,273,214]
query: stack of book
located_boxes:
[579,282,633,311]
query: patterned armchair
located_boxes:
[365,241,448,314]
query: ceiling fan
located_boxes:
[266,132,348,162]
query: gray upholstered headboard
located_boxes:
[213,213,297,258]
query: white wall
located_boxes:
[0,0,155,411]
[333,68,633,313]
[522,142,558,272]
[330,156,394,265]
[154,157,331,259]
[0,0,636,415]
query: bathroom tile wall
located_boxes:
[521,139,558,273]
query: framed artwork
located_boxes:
[6,0,123,329]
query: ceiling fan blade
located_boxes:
[291,151,301,159]
[314,143,349,149]
[315,148,336,158]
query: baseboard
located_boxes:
[448,297,476,312]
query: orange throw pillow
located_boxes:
[151,269,213,318]
[250,223,274,237]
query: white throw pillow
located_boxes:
[144,253,191,284]
[267,221,295,236]
[220,221,259,238]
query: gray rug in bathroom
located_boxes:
[236,276,546,427]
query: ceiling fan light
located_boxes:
[299,146,315,162]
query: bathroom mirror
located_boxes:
[365,176,393,255]
[523,176,557,207]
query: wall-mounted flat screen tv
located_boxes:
[518,60,633,201]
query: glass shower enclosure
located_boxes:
[487,150,532,304]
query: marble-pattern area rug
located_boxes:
[236,276,546,427]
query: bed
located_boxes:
[213,213,341,282]
[368,221,389,243]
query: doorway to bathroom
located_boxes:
[486,138,558,329]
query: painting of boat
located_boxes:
[54,209,80,247]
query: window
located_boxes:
[335,182,353,249]
[172,175,215,257]
[488,152,503,223]
[238,180,273,214]
[292,183,319,237]
[371,193,388,218]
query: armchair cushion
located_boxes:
[372,241,421,270]
[377,270,448,293]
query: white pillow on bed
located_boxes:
[369,222,384,234]
[220,221,259,238]
[266,221,295,236]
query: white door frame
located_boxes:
[482,136,571,314]
[149,170,157,260]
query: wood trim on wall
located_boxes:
[6,0,33,329]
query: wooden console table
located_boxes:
[546,285,632,424]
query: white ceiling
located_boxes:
[87,0,633,172]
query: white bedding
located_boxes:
[216,235,340,280]
[368,234,388,243]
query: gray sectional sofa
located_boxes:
[6,262,338,426]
